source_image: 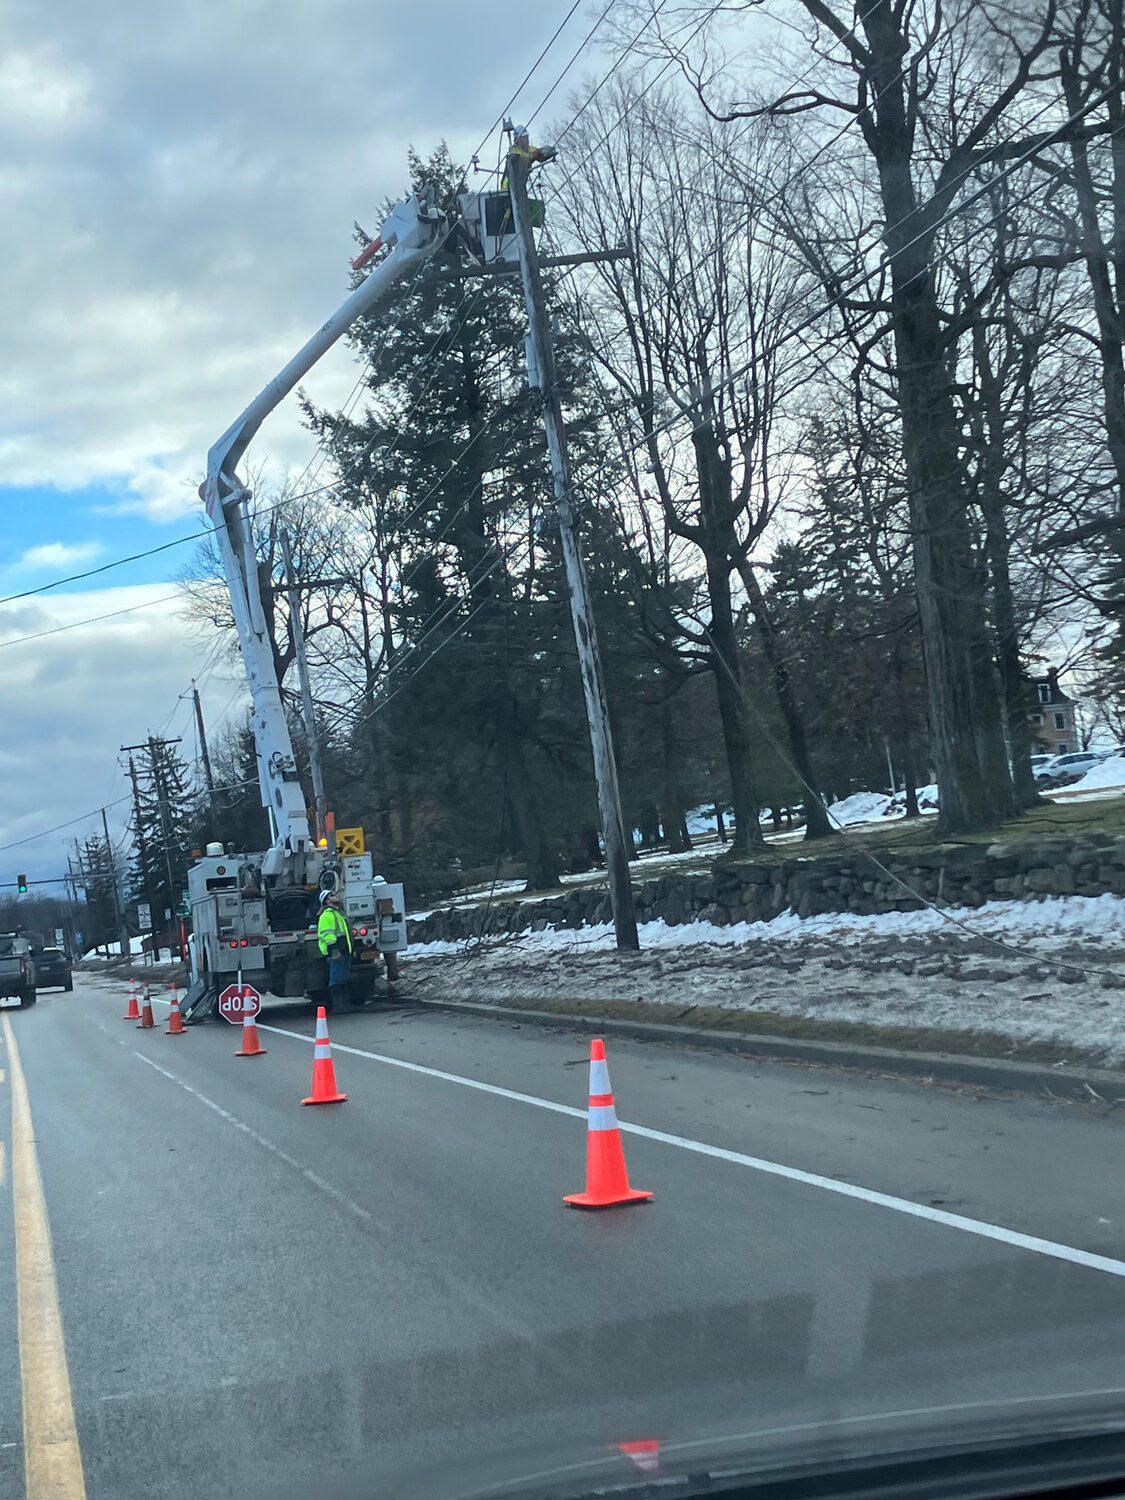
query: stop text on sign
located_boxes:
[218,983,262,1023]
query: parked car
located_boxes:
[1042,751,1104,784]
[0,932,36,1008]
[1030,753,1055,773]
[32,946,72,991]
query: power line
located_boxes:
[0,593,182,650]
[469,0,592,165]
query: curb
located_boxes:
[407,995,1125,1103]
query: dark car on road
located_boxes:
[33,947,72,991]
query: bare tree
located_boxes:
[553,82,833,847]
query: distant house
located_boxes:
[1028,668,1077,755]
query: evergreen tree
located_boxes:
[126,740,198,931]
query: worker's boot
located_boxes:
[329,984,354,1015]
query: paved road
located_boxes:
[4,973,1125,1500]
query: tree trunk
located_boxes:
[704,553,764,851]
[659,697,692,852]
[500,703,560,892]
[861,2,1015,833]
[737,558,834,840]
[971,337,1042,811]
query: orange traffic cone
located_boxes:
[124,982,140,1021]
[564,1038,652,1209]
[137,987,155,1029]
[301,1007,346,1104]
[165,987,186,1035]
[235,1008,267,1057]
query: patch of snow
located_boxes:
[410,891,1125,959]
[82,938,174,962]
[1071,755,1125,791]
[685,807,717,836]
[827,791,892,826]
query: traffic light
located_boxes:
[16,874,27,893]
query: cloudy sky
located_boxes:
[0,0,609,888]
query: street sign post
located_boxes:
[218,982,262,1025]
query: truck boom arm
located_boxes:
[199,190,447,864]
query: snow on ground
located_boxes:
[827,791,893,825]
[83,937,174,961]
[406,893,1125,1064]
[1072,756,1125,791]
[410,892,1125,959]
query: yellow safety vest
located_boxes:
[317,906,352,956]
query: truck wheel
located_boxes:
[20,987,36,1008]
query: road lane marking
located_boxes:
[2,1014,87,1500]
[128,1050,374,1227]
[258,1019,1125,1281]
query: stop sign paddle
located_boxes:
[218,982,262,1024]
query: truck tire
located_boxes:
[20,987,36,1008]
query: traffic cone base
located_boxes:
[565,1038,652,1209]
[301,1006,346,1104]
[564,1187,653,1208]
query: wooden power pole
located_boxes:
[506,140,639,950]
[101,805,131,961]
[191,681,216,819]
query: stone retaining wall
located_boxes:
[408,830,1125,945]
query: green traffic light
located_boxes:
[16,874,27,893]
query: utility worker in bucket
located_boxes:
[318,890,354,1014]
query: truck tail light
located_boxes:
[229,940,238,948]
[358,927,368,936]
[239,939,248,947]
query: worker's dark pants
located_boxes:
[328,951,352,1012]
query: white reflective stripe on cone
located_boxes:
[588,1058,611,1096]
[314,1043,331,1058]
[588,1104,619,1132]
[314,1017,329,1041]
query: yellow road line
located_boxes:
[2,1015,87,1499]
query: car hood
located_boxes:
[264,1387,1125,1500]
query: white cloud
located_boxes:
[0,0,603,520]
[15,541,104,571]
[0,50,92,131]
[0,585,246,878]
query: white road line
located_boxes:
[259,1020,1125,1281]
[128,1049,373,1228]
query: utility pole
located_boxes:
[506,136,639,950]
[279,528,332,853]
[191,681,216,820]
[101,805,131,961]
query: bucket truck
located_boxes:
[182,187,450,1020]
